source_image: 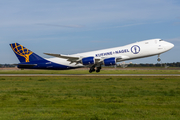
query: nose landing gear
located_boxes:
[157,54,163,67]
[157,54,161,62]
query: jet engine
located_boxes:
[81,57,95,65]
[103,57,116,66]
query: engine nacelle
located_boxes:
[103,57,116,66]
[81,57,95,65]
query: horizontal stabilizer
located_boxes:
[14,64,37,68]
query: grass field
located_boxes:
[0,76,180,119]
[0,68,180,74]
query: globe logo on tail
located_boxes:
[10,43,33,62]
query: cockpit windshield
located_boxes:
[159,39,163,41]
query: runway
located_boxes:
[0,74,180,76]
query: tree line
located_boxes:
[124,62,180,67]
[0,64,16,68]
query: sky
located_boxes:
[0,0,180,64]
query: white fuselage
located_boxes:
[46,39,174,68]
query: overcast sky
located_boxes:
[0,0,180,64]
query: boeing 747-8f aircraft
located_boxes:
[10,39,174,73]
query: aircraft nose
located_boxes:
[165,42,174,50]
[168,42,174,49]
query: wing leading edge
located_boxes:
[44,53,79,62]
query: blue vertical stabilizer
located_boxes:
[10,43,45,63]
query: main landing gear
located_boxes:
[89,66,102,73]
[89,67,95,73]
[96,66,101,73]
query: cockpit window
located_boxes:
[159,39,163,41]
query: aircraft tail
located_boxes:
[10,43,45,63]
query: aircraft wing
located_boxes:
[44,53,79,61]
[44,53,124,64]
[116,57,123,62]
